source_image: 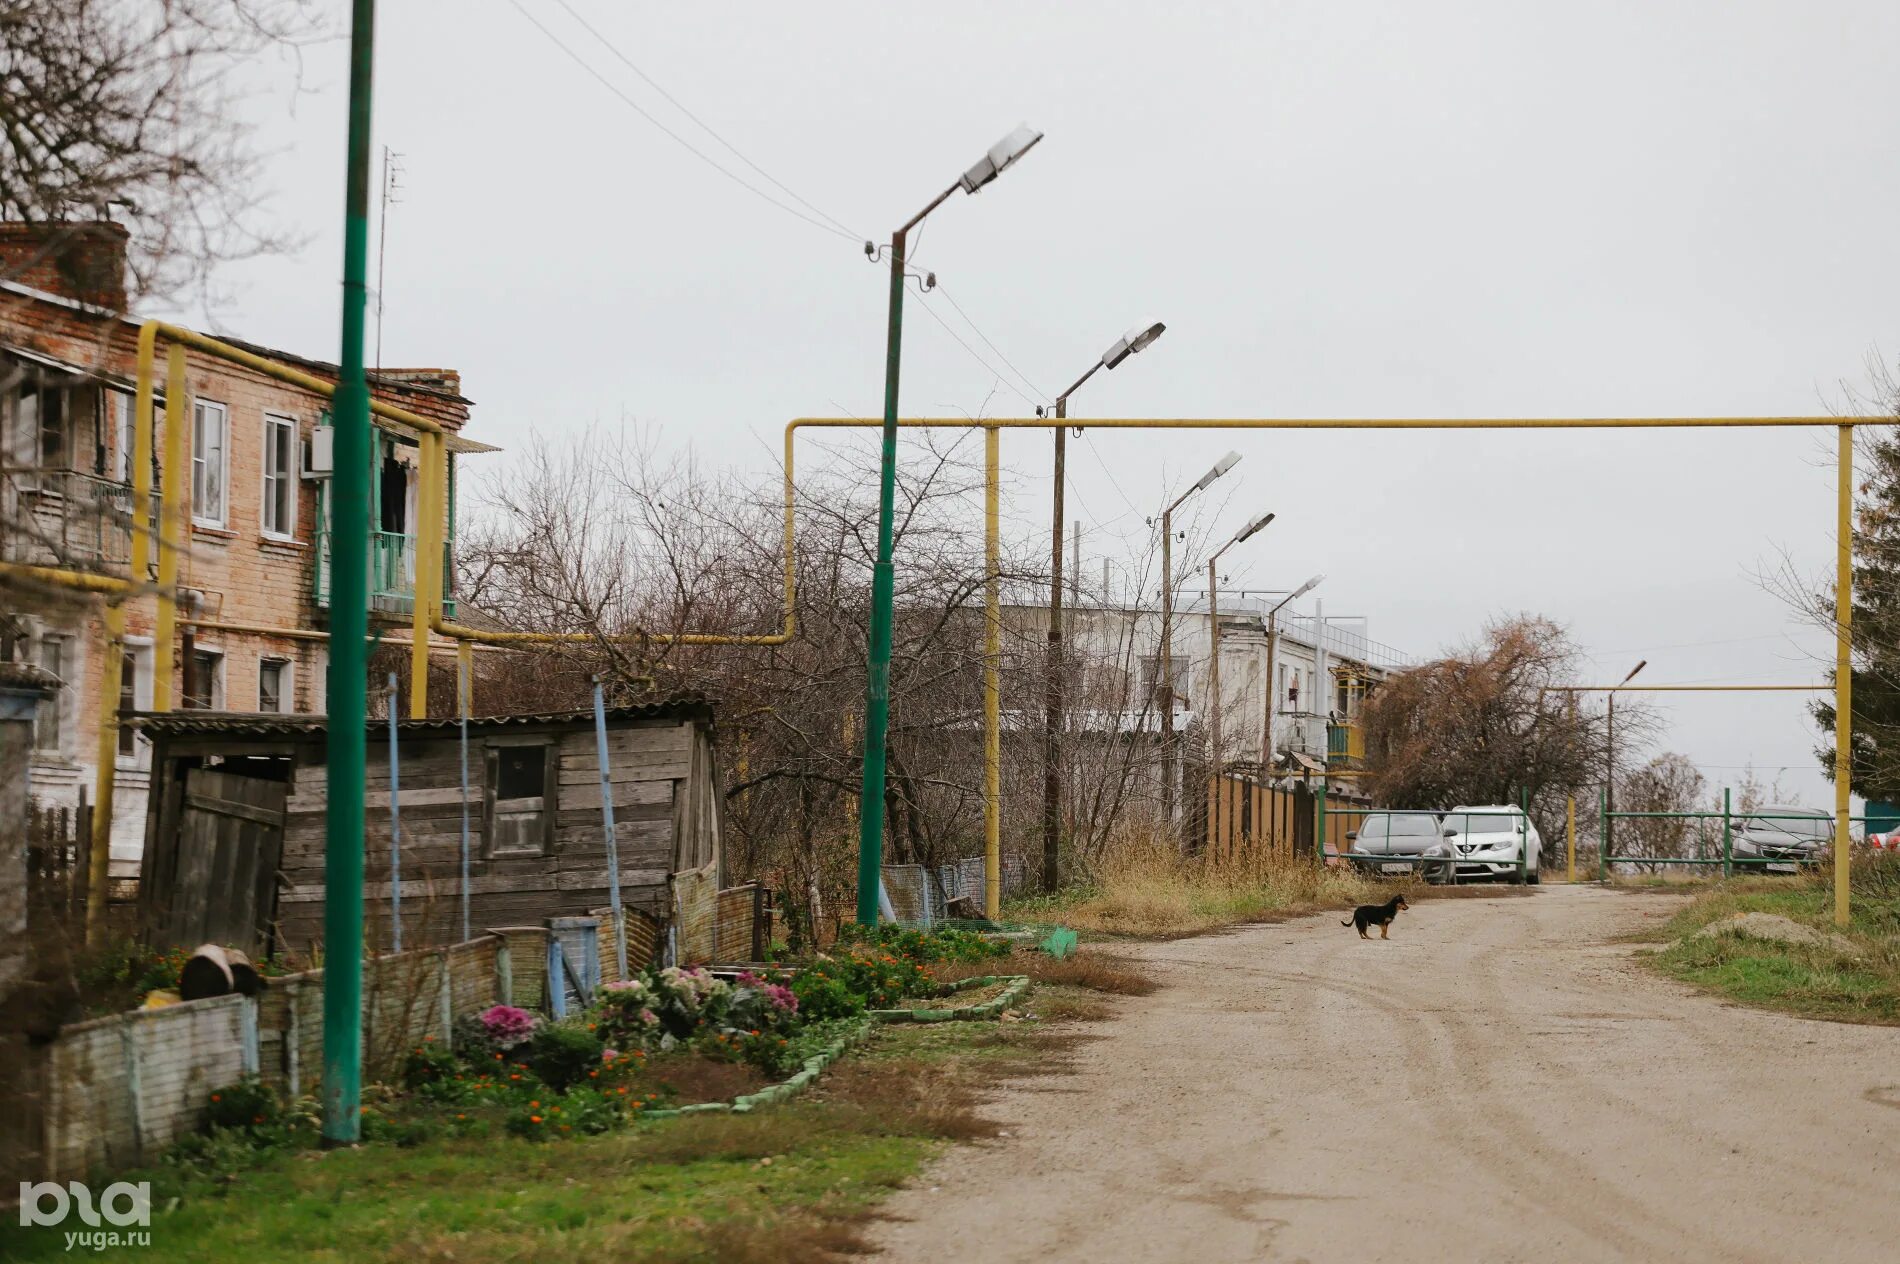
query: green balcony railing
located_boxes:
[314,526,455,617]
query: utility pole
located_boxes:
[1604,659,1646,873]
[856,126,1042,927]
[1044,399,1067,892]
[1155,452,1240,840]
[1041,324,1165,890]
[322,0,377,1147]
[1203,513,1273,849]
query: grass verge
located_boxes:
[0,980,1115,1264]
[1637,855,1900,1025]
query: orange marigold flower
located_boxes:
[529,1115,543,1124]
[210,1094,221,1102]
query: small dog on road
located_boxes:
[1342,894,1409,940]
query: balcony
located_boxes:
[1327,720,1365,769]
[313,527,456,617]
[1,468,155,575]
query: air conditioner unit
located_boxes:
[304,427,334,479]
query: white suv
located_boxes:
[1426,806,1541,884]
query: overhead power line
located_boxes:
[544,0,864,241]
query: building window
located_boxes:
[185,648,223,709]
[261,414,297,538]
[485,742,552,857]
[259,658,289,713]
[117,650,137,755]
[35,635,65,751]
[191,399,229,526]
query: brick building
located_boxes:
[0,223,492,876]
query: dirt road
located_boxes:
[872,886,1900,1263]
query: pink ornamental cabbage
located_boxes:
[479,1004,538,1048]
[764,983,798,1012]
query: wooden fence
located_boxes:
[1197,774,1337,863]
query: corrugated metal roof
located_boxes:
[135,694,713,739]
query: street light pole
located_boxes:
[1260,575,1322,781]
[1156,451,1240,839]
[856,126,1042,927]
[1604,658,1646,872]
[1204,513,1274,851]
[1041,323,1164,892]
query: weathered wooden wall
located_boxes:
[273,718,698,952]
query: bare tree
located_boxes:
[1614,752,1708,871]
[1361,615,1655,855]
[0,0,318,310]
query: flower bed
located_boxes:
[870,974,1032,1023]
[172,925,1024,1163]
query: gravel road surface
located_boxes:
[872,885,1900,1263]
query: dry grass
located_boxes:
[928,949,1156,996]
[1027,838,1389,937]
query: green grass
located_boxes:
[1640,865,1900,1025]
[1,985,1103,1264]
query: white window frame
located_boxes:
[191,399,229,528]
[258,656,293,714]
[260,412,298,540]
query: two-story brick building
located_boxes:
[0,222,491,876]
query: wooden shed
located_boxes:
[134,697,724,961]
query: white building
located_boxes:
[1001,590,1409,782]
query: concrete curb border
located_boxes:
[870,974,1031,1024]
[639,974,1033,1119]
[640,1017,875,1120]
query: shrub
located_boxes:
[833,950,928,1007]
[203,1077,280,1132]
[399,1039,458,1092]
[527,1022,606,1091]
[838,924,1010,965]
[789,972,864,1022]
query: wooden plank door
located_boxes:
[163,768,288,954]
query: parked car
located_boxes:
[1426,806,1542,884]
[1731,805,1831,872]
[1345,811,1444,874]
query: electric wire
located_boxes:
[505,0,864,245]
[544,0,866,242]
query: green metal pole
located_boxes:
[1598,786,1608,883]
[322,0,376,1146]
[1722,787,1732,879]
[855,225,908,926]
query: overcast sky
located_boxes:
[186,1,1900,807]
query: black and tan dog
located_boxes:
[1342,894,1410,939]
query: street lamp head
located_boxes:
[960,125,1044,194]
[1234,511,1276,544]
[1194,450,1242,493]
[1292,573,1324,599]
[1621,660,1648,687]
[1102,322,1166,369]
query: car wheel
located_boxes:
[1526,868,1540,885]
